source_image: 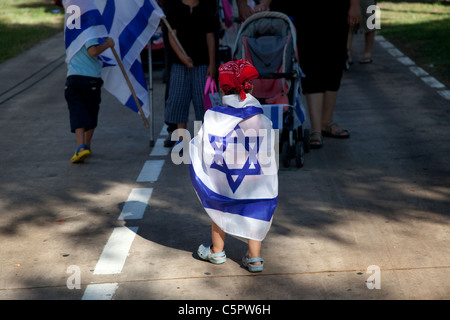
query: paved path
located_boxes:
[0,30,449,304]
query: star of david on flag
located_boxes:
[209,124,263,193]
[189,95,278,241]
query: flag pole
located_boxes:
[161,17,187,56]
[147,40,155,147]
[110,46,150,128]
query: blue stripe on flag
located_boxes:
[295,99,306,124]
[101,0,115,33]
[189,164,277,222]
[130,59,147,90]
[125,95,144,113]
[65,9,105,49]
[118,0,155,60]
[270,106,279,129]
[211,106,263,119]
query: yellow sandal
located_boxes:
[71,144,91,163]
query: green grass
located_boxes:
[0,1,449,89]
[0,0,64,63]
[378,1,450,87]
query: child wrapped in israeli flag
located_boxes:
[189,59,278,272]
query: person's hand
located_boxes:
[237,1,254,21]
[104,37,115,49]
[88,37,115,57]
[254,3,269,13]
[347,3,362,27]
[180,55,194,69]
[207,63,216,79]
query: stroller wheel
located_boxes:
[295,141,305,168]
[281,141,290,168]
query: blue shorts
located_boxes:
[165,63,207,124]
[65,75,103,132]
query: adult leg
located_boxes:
[165,64,191,141]
[321,20,349,138]
[321,90,350,138]
[305,93,324,148]
[321,90,338,130]
[360,30,375,62]
[347,31,354,65]
[191,65,207,122]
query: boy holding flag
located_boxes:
[63,0,114,163]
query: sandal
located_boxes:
[322,122,350,139]
[347,49,353,65]
[71,144,91,163]
[359,57,373,64]
[309,131,323,149]
[345,49,353,70]
[197,244,226,264]
[242,255,264,273]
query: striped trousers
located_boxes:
[165,63,208,124]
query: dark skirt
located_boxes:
[272,1,351,93]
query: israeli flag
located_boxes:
[64,0,164,117]
[64,0,108,64]
[189,94,278,241]
[95,0,164,117]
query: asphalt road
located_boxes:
[0,30,449,305]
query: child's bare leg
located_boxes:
[248,239,262,265]
[84,129,94,149]
[74,128,89,151]
[211,221,226,254]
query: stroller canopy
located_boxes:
[233,11,300,105]
[233,11,298,75]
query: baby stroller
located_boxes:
[233,11,309,168]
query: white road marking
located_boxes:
[377,37,449,101]
[150,138,170,156]
[82,283,119,300]
[421,76,445,89]
[159,124,169,136]
[437,90,450,100]
[136,160,164,182]
[397,56,415,66]
[378,40,394,49]
[409,66,429,77]
[93,227,139,275]
[388,48,403,57]
[118,188,153,220]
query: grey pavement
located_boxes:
[0,29,449,304]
